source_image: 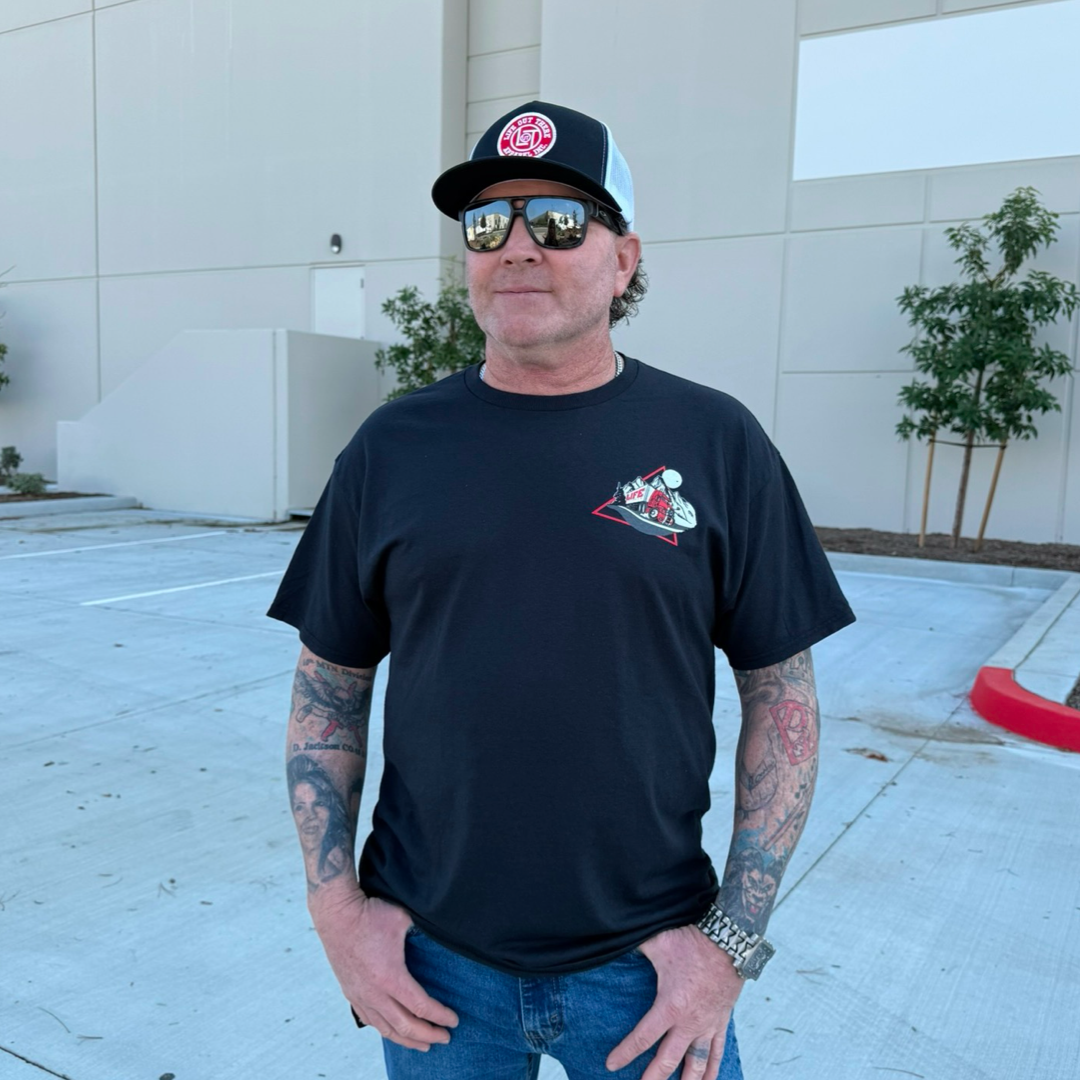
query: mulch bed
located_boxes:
[0,491,101,503]
[816,526,1080,574]
[816,527,1080,711]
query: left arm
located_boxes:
[606,648,820,1080]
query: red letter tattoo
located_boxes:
[770,700,817,765]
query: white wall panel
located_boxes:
[96,0,454,276]
[775,372,913,530]
[466,96,536,157]
[613,237,785,434]
[799,0,936,35]
[467,47,540,103]
[1061,380,1080,543]
[541,0,797,241]
[782,228,923,372]
[468,0,540,55]
[0,0,89,33]
[791,173,926,231]
[0,17,96,281]
[0,280,98,477]
[929,157,1080,221]
[98,267,310,395]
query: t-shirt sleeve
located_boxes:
[266,441,391,668]
[713,447,855,670]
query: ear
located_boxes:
[613,232,642,297]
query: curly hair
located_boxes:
[607,214,647,327]
[610,254,648,328]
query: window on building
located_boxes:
[793,0,1080,180]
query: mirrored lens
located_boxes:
[525,198,587,248]
[463,200,512,251]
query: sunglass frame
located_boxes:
[459,195,624,253]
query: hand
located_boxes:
[312,892,459,1051]
[606,924,743,1080]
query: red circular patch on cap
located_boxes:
[497,113,557,158]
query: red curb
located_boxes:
[970,666,1080,753]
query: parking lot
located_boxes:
[2,507,1078,1080]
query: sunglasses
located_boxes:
[460,195,624,252]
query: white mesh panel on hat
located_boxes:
[601,124,635,229]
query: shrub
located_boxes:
[374,273,485,401]
[8,472,46,496]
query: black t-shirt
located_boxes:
[268,356,855,975]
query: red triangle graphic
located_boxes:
[592,465,680,546]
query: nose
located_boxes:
[499,215,543,265]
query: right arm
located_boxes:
[286,645,458,1050]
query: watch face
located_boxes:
[739,940,775,980]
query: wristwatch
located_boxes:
[695,903,775,980]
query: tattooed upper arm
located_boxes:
[288,645,376,755]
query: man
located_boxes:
[269,101,855,1080]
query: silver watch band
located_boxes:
[696,903,775,980]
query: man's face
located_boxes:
[464,179,640,354]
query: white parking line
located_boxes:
[81,570,283,606]
[0,532,227,561]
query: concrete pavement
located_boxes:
[1,507,1077,1080]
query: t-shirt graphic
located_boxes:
[593,466,697,545]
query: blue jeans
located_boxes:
[382,926,743,1080]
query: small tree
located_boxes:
[896,187,1079,549]
[373,273,485,401]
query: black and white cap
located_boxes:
[432,100,635,228]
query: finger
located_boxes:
[704,1031,726,1080]
[393,971,460,1029]
[639,1030,693,1080]
[381,995,454,1047]
[362,1004,433,1053]
[682,1037,711,1079]
[606,1006,670,1072]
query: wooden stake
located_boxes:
[974,441,1008,553]
[919,435,936,548]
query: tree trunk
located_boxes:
[974,442,1008,553]
[918,435,936,548]
[952,430,975,548]
[952,370,985,548]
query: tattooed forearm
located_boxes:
[286,645,376,897]
[720,649,820,935]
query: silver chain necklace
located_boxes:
[479,351,624,384]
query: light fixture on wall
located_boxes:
[330,234,343,254]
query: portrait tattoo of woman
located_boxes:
[287,755,353,891]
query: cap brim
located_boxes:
[432,157,624,221]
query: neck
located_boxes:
[480,336,618,395]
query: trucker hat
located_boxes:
[431,100,635,228]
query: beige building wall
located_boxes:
[0,0,467,480]
[544,0,1080,543]
[465,0,541,161]
[1,0,1077,541]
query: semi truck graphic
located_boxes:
[609,468,697,538]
